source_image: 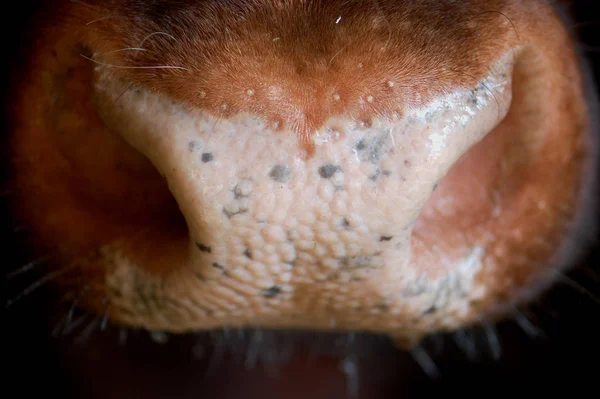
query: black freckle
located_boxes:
[341,218,350,228]
[377,303,390,311]
[382,170,392,177]
[212,262,225,270]
[404,160,411,167]
[223,207,248,219]
[369,169,381,181]
[195,242,212,253]
[340,255,373,270]
[318,164,340,179]
[423,306,437,315]
[433,183,438,191]
[262,285,282,298]
[471,97,478,106]
[201,152,214,163]
[354,134,394,163]
[269,164,291,183]
[380,236,393,242]
[188,141,198,152]
[244,248,253,259]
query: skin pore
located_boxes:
[3,0,600,397]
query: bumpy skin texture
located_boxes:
[7,0,594,345]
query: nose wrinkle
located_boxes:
[93,53,511,333]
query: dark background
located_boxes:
[2,1,600,398]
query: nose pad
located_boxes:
[92,50,512,334]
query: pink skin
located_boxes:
[93,54,512,338]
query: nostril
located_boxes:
[415,44,595,323]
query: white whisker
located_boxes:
[70,0,99,10]
[139,31,177,47]
[100,47,148,56]
[86,16,113,25]
[63,313,89,335]
[372,0,393,50]
[453,329,478,360]
[411,344,441,381]
[341,353,360,399]
[74,317,101,345]
[514,310,543,338]
[80,54,189,71]
[5,256,50,280]
[5,264,78,308]
[245,329,263,369]
[483,323,502,360]
[557,273,600,306]
[100,310,111,331]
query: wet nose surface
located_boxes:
[93,55,511,335]
[7,0,594,344]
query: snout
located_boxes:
[9,0,594,345]
[92,48,512,337]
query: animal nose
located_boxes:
[84,0,589,343]
[12,0,590,346]
[92,31,513,340]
